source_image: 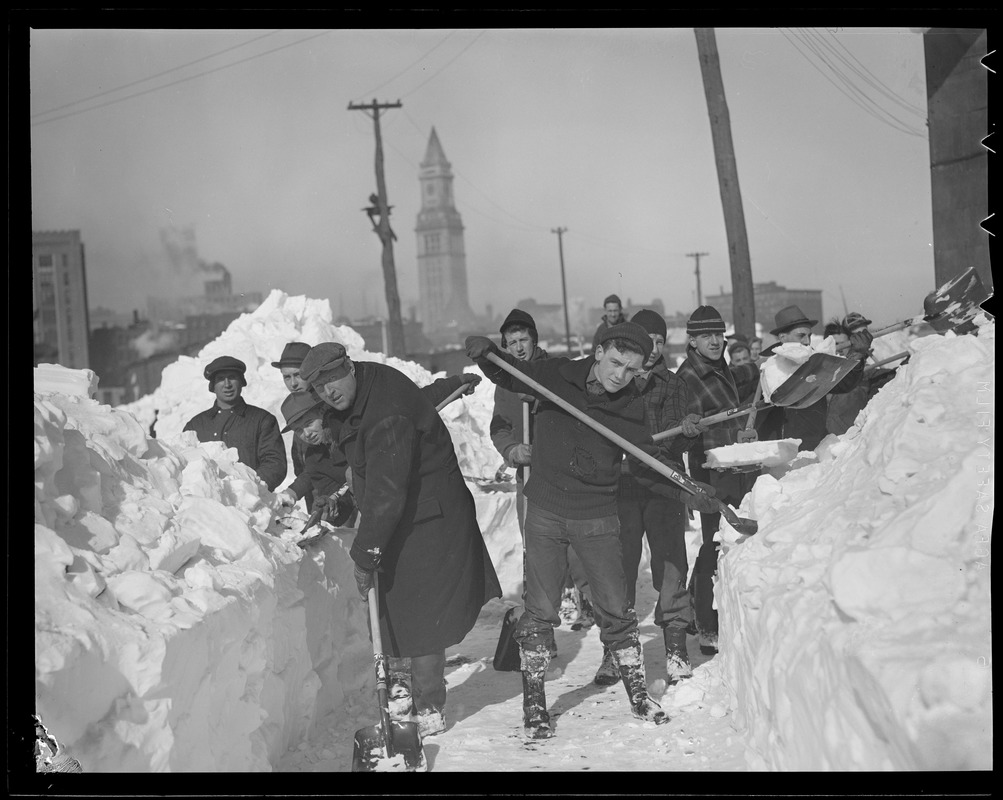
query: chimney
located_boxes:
[133,309,140,325]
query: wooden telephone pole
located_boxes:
[348,99,406,357]
[687,251,709,306]
[694,29,756,337]
[551,227,573,354]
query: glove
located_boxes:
[680,413,706,438]
[848,327,873,358]
[276,489,298,508]
[327,491,356,527]
[354,564,374,599]
[460,373,482,394]
[682,489,721,514]
[465,336,497,361]
[506,443,532,467]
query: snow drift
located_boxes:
[716,315,994,770]
[34,292,520,772]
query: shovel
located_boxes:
[736,380,763,443]
[352,573,427,773]
[870,266,990,339]
[484,352,758,536]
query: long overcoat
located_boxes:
[328,362,502,657]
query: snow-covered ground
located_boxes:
[31,292,993,774]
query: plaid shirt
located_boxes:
[675,348,759,459]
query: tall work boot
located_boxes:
[520,646,553,739]
[663,626,693,686]
[387,656,414,722]
[613,645,670,724]
[593,645,619,686]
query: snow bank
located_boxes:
[34,291,518,772]
[716,317,994,770]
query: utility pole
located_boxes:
[551,227,573,354]
[687,252,709,306]
[348,99,406,357]
[694,28,756,338]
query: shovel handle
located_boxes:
[435,382,471,412]
[366,574,396,758]
[868,350,908,369]
[486,352,703,497]
[652,402,768,442]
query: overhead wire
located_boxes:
[31,30,282,120]
[781,29,926,138]
[31,30,332,128]
[350,30,459,103]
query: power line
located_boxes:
[399,30,487,99]
[782,29,926,138]
[350,30,459,103]
[31,30,281,120]
[31,30,331,128]
[794,28,927,124]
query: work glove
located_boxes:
[460,373,482,394]
[314,487,356,527]
[680,413,706,438]
[843,313,874,358]
[464,336,497,361]
[680,480,719,514]
[276,489,299,508]
[505,443,532,467]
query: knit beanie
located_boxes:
[597,321,653,360]
[499,308,538,341]
[686,305,727,335]
[603,294,622,307]
[630,309,667,340]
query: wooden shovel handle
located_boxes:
[652,402,768,442]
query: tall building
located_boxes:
[415,128,477,346]
[705,281,823,331]
[33,230,91,369]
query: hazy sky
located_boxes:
[30,25,950,330]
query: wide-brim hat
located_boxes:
[271,341,312,368]
[204,355,247,390]
[300,342,352,386]
[280,390,325,433]
[771,305,818,336]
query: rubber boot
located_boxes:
[612,645,669,725]
[520,646,553,739]
[663,626,693,685]
[593,646,619,686]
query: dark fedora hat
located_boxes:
[271,341,312,368]
[280,390,325,433]
[770,305,818,336]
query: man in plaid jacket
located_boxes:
[675,306,760,655]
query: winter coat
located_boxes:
[592,314,627,350]
[490,345,548,463]
[183,398,287,491]
[675,348,760,464]
[326,362,502,657]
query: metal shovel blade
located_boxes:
[769,353,859,410]
[351,719,427,772]
[923,266,990,332]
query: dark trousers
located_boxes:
[411,652,446,715]
[618,489,691,631]
[688,464,759,636]
[515,502,637,655]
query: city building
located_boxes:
[33,230,91,369]
[415,128,478,347]
[705,281,823,331]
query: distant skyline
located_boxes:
[26,23,989,335]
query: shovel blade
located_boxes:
[770,353,859,410]
[351,721,427,772]
[736,429,759,443]
[923,266,991,330]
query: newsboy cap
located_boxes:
[271,341,312,369]
[770,305,818,336]
[686,306,727,335]
[597,321,653,360]
[204,355,247,390]
[280,390,325,433]
[299,342,352,386]
[630,309,667,340]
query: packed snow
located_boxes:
[33,292,993,773]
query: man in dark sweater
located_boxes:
[466,323,714,739]
[183,355,287,491]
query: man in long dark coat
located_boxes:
[299,342,502,739]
